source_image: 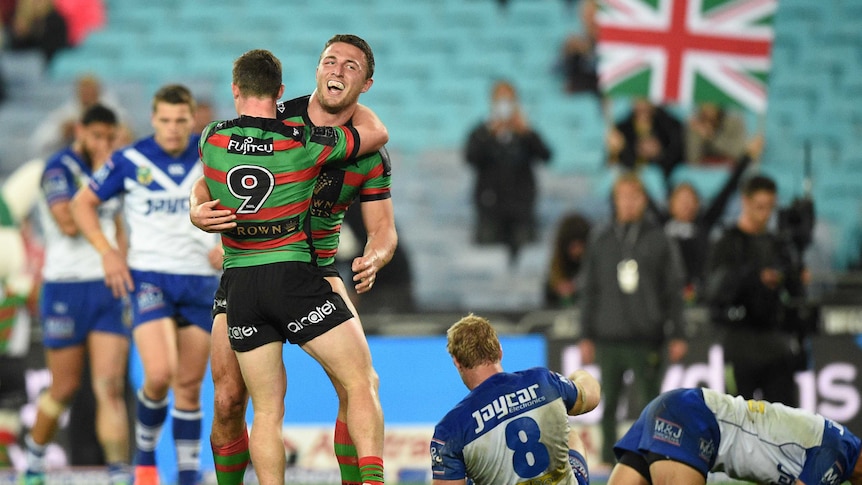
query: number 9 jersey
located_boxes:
[431,367,582,485]
[199,116,360,269]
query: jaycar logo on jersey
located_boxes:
[227,135,274,156]
[286,300,336,333]
[471,384,544,433]
[653,418,683,446]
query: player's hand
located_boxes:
[352,251,381,294]
[190,199,236,233]
[102,248,134,298]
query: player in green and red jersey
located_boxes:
[192,34,395,485]
[198,48,388,485]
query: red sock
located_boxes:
[211,430,249,485]
[334,420,361,485]
[358,455,384,485]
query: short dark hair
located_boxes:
[152,84,195,112]
[323,34,375,79]
[233,49,282,99]
[742,175,777,197]
[81,104,117,126]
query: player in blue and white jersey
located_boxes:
[72,85,221,485]
[608,387,862,485]
[21,104,132,485]
[431,314,601,485]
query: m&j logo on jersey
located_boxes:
[137,166,153,186]
[227,135,274,156]
[817,461,846,485]
[653,417,682,446]
[136,282,164,313]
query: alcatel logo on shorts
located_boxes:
[287,300,336,333]
[228,325,258,340]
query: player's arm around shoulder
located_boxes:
[568,369,600,416]
[188,175,236,233]
[351,103,389,156]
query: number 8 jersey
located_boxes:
[200,116,360,268]
[431,367,581,485]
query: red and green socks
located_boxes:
[211,429,249,485]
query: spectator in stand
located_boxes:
[579,171,687,466]
[607,98,685,182]
[7,0,68,65]
[29,73,127,160]
[557,0,600,97]
[647,135,762,303]
[465,79,552,264]
[544,211,591,309]
[685,102,749,166]
[704,173,809,407]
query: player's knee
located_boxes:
[92,373,125,401]
[38,392,69,419]
[145,367,174,393]
[47,377,81,403]
[213,389,246,421]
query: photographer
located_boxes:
[704,175,811,407]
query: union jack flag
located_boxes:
[597,0,776,113]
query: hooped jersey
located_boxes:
[89,135,219,276]
[431,368,581,485]
[277,96,392,267]
[701,388,862,485]
[39,148,121,281]
[199,114,360,268]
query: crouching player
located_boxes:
[430,314,600,485]
[608,387,862,485]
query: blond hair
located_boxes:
[447,314,502,369]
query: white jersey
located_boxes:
[39,148,121,281]
[703,387,824,483]
[90,135,218,276]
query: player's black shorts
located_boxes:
[222,261,353,352]
[212,264,341,319]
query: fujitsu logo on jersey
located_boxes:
[286,300,336,333]
[227,135,274,156]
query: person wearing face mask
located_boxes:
[465,80,552,264]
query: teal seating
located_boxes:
[35,0,862,272]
